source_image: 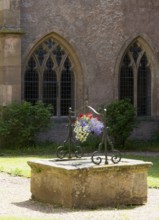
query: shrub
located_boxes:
[81,134,101,153]
[0,101,52,148]
[103,99,137,147]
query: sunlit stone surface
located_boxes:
[28,157,152,208]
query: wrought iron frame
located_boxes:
[56,107,83,159]
[56,105,121,165]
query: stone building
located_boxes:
[1,0,159,141]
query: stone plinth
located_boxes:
[28,157,152,209]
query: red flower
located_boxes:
[86,113,93,119]
[78,114,84,119]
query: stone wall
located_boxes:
[1,0,159,139]
[21,0,124,107]
[38,119,159,144]
[20,0,159,140]
[21,0,159,110]
[19,0,159,140]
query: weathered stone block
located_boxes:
[0,85,12,105]
[0,35,21,66]
[28,157,152,209]
[3,36,21,65]
[0,66,21,84]
[0,84,21,105]
[0,0,20,27]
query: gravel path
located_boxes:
[0,172,159,220]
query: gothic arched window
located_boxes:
[24,38,75,116]
[119,42,151,116]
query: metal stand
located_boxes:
[56,107,83,159]
[84,106,121,165]
[56,105,121,165]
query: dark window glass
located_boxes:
[43,57,57,115]
[137,54,151,116]
[24,57,39,104]
[61,58,74,116]
[120,54,134,104]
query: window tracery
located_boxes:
[119,41,151,116]
[24,37,74,116]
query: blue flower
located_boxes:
[74,114,104,142]
[89,118,104,135]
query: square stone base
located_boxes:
[28,157,152,209]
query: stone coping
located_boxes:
[28,157,152,172]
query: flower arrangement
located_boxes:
[74,113,104,142]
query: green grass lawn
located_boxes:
[0,154,54,177]
[0,145,55,177]
[0,147,158,188]
[0,156,45,177]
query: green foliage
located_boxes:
[10,168,22,176]
[104,99,137,147]
[124,139,159,152]
[0,101,52,148]
[81,134,100,153]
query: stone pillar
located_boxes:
[0,0,24,106]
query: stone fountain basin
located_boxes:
[28,157,152,209]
